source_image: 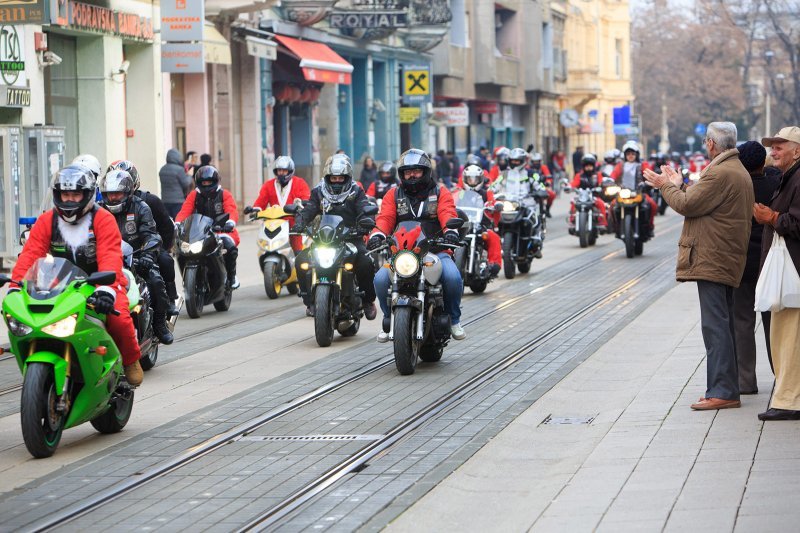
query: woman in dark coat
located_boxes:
[359,156,377,190]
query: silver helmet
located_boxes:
[321,154,356,204]
[99,170,135,215]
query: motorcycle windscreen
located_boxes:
[316,214,345,244]
[24,256,88,300]
[455,190,485,225]
[497,169,529,201]
[391,221,429,253]
[179,214,215,244]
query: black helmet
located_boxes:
[107,160,140,191]
[397,149,433,196]
[273,156,295,187]
[194,165,220,197]
[379,160,396,183]
[322,154,355,202]
[52,165,97,224]
[466,154,482,167]
[98,170,135,215]
[581,153,597,167]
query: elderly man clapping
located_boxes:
[644,122,754,411]
[753,127,800,421]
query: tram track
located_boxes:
[22,221,683,532]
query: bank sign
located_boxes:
[0,0,48,24]
[50,1,154,41]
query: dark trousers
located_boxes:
[136,262,169,316]
[157,250,178,300]
[733,280,773,392]
[295,242,376,307]
[698,280,740,400]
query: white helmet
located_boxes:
[621,140,640,155]
[72,154,102,179]
[462,164,484,190]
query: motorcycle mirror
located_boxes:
[358,217,376,230]
[86,271,116,286]
[445,218,464,230]
[0,274,10,287]
[362,204,379,217]
[141,238,160,252]
[283,204,298,214]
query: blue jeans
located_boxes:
[374,252,463,325]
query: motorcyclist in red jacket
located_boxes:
[456,164,502,274]
[569,154,609,231]
[488,147,510,183]
[248,156,310,253]
[610,140,658,232]
[10,166,143,385]
[368,149,466,342]
[366,161,400,202]
[175,166,240,289]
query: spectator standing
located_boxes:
[159,148,193,218]
[359,156,377,190]
[184,151,198,176]
[753,127,800,421]
[200,153,212,167]
[644,122,754,411]
[436,150,453,188]
[734,141,780,394]
[571,145,584,176]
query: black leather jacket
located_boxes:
[105,196,162,253]
[134,189,174,249]
[296,184,372,234]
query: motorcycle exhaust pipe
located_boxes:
[168,295,184,331]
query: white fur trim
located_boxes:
[56,215,91,255]
[94,286,117,302]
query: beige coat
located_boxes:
[661,148,754,287]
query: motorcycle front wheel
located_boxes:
[213,287,233,312]
[624,213,635,258]
[263,262,281,299]
[502,232,516,280]
[20,363,65,458]
[393,307,419,375]
[183,267,204,319]
[469,280,488,293]
[314,285,335,347]
[578,211,589,248]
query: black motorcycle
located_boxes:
[612,185,652,258]
[288,205,378,347]
[374,219,463,375]
[177,213,233,318]
[122,241,160,370]
[570,186,601,248]
[494,171,546,279]
[454,189,496,293]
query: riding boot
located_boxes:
[166,281,180,316]
[224,247,239,289]
[153,312,174,344]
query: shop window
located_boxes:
[615,38,623,78]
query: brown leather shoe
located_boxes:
[691,397,740,410]
[124,361,143,387]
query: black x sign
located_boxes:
[407,72,427,92]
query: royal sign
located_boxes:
[329,11,407,29]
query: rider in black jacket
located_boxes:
[291,154,377,319]
[99,170,174,344]
[108,160,179,315]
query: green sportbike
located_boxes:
[0,256,135,458]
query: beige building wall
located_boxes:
[564,0,633,163]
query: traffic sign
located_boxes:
[403,65,430,97]
[694,123,707,136]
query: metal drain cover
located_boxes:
[540,415,596,426]
[236,434,384,442]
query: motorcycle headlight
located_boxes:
[315,247,336,269]
[42,314,77,338]
[605,186,620,196]
[394,252,420,278]
[6,315,33,336]
[189,241,204,254]
[619,188,633,199]
[502,201,518,212]
[180,241,191,253]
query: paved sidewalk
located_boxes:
[388,281,798,532]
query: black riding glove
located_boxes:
[443,230,460,246]
[367,234,386,251]
[88,289,116,315]
[136,252,155,272]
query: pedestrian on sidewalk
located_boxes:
[644,121,754,411]
[360,156,377,190]
[734,141,780,395]
[753,127,800,421]
[159,148,193,218]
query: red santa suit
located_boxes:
[251,176,311,252]
[176,188,241,246]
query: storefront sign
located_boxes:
[0,0,47,24]
[329,11,408,29]
[474,101,499,114]
[402,65,430,103]
[161,42,204,73]
[51,1,154,42]
[399,106,420,124]
[432,105,468,127]
[246,36,277,60]
[0,85,30,107]
[0,25,25,87]
[161,0,204,42]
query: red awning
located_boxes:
[274,35,353,85]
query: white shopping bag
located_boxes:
[754,233,800,312]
